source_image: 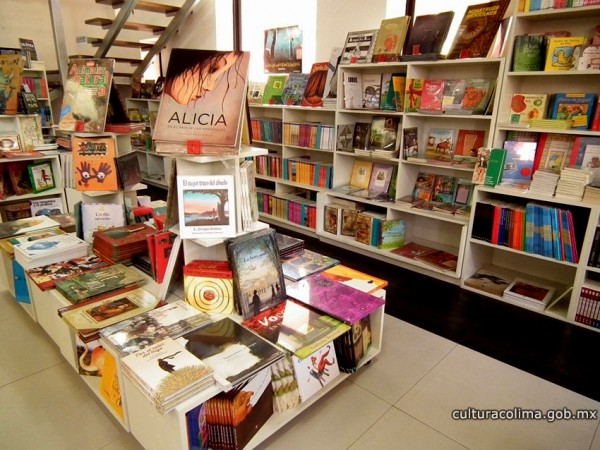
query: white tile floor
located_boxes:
[2,290,600,450]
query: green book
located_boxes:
[484,148,507,187]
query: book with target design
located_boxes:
[183,260,234,315]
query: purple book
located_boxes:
[285,274,385,324]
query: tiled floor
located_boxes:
[2,283,600,450]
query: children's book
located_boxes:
[461,79,496,114]
[368,163,395,195]
[371,16,411,62]
[509,93,548,125]
[0,215,60,240]
[378,218,406,249]
[390,241,438,259]
[454,129,485,157]
[58,58,115,132]
[484,148,508,187]
[425,128,455,162]
[301,62,329,107]
[368,116,399,151]
[414,249,458,272]
[432,175,457,204]
[362,73,383,110]
[403,11,455,58]
[544,36,588,71]
[153,49,250,155]
[320,264,388,294]
[280,73,309,106]
[441,79,466,113]
[336,123,355,152]
[71,134,119,191]
[26,255,108,291]
[402,127,419,159]
[420,79,445,114]
[412,172,437,201]
[281,248,339,281]
[14,233,89,270]
[0,54,24,115]
[81,203,126,243]
[548,93,597,130]
[352,122,371,150]
[340,29,379,64]
[349,160,374,189]
[291,343,341,402]
[501,141,537,186]
[226,228,286,320]
[183,259,234,314]
[404,78,424,112]
[472,147,492,185]
[262,75,287,105]
[285,274,385,325]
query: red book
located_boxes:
[419,79,445,113]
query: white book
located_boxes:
[14,234,88,269]
[0,215,61,240]
[81,203,126,243]
[291,343,340,402]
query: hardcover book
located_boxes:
[291,343,341,402]
[92,224,156,265]
[183,259,235,314]
[420,79,445,114]
[501,141,537,186]
[0,54,24,115]
[549,93,597,130]
[390,241,438,259]
[26,255,109,291]
[340,29,379,64]
[371,16,411,62]
[414,249,458,272]
[281,248,339,281]
[280,73,309,106]
[342,70,363,109]
[432,175,457,204]
[226,228,286,320]
[153,49,251,155]
[114,152,142,190]
[285,273,386,325]
[425,128,455,162]
[0,228,64,257]
[323,204,342,235]
[403,11,454,58]
[349,159,374,189]
[484,148,508,187]
[177,175,236,239]
[81,203,126,243]
[368,163,395,195]
[13,233,89,270]
[544,36,588,71]
[503,278,556,306]
[464,268,513,296]
[461,79,495,114]
[58,58,114,132]
[509,93,548,125]
[472,147,492,185]
[378,219,406,249]
[0,215,60,240]
[261,74,287,105]
[336,124,355,152]
[455,129,485,157]
[412,172,437,202]
[30,197,64,217]
[320,264,388,294]
[301,61,329,107]
[402,127,419,159]
[361,72,382,110]
[71,134,119,191]
[404,78,423,112]
[446,0,511,60]
[368,116,399,151]
[352,122,371,150]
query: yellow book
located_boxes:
[99,352,124,419]
[544,37,587,71]
[350,160,374,189]
[372,16,412,62]
[321,264,388,294]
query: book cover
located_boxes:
[100,300,211,356]
[404,11,455,57]
[14,233,87,266]
[153,49,250,154]
[341,208,362,237]
[368,116,399,151]
[549,93,597,129]
[55,263,146,304]
[544,36,588,71]
[280,73,309,106]
[509,93,548,125]
[512,35,546,72]
[281,248,339,281]
[484,148,508,186]
[340,29,379,64]
[461,79,495,114]
[114,152,142,190]
[30,197,64,217]
[472,147,491,185]
[503,278,556,305]
[26,255,108,291]
[262,75,287,105]
[71,134,119,191]
[301,62,329,107]
[464,268,513,296]
[371,16,411,62]
[180,317,285,388]
[420,79,445,113]
[322,47,342,102]
[0,215,60,239]
[402,127,419,159]
[432,175,457,204]
[414,249,458,272]
[453,178,474,207]
[241,299,350,359]
[391,75,406,112]
[285,273,386,325]
[455,129,485,157]
[7,161,32,195]
[98,351,124,419]
[349,160,374,189]
[81,203,126,243]
[183,259,234,314]
[570,136,600,168]
[361,72,382,110]
[58,58,114,132]
[336,123,355,152]
[446,0,511,60]
[0,54,24,115]
[441,79,466,113]
[368,162,395,195]
[247,80,266,104]
[323,204,342,235]
[0,228,64,257]
[412,172,437,202]
[177,175,236,239]
[501,141,537,186]
[378,218,406,249]
[352,122,371,150]
[320,264,388,294]
[342,70,363,109]
[291,343,341,402]
[425,128,455,162]
[404,78,423,112]
[226,228,286,320]
[21,91,40,115]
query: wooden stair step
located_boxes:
[95,0,180,15]
[87,38,153,50]
[68,54,142,65]
[85,17,166,33]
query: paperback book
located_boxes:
[71,134,119,192]
[281,248,340,281]
[403,11,454,58]
[464,267,513,297]
[0,54,24,115]
[340,29,379,64]
[13,233,89,270]
[26,255,109,291]
[280,73,309,106]
[114,152,142,190]
[371,16,411,62]
[321,264,388,295]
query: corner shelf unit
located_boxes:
[22,60,55,138]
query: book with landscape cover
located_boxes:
[368,116,399,151]
[371,16,411,62]
[403,11,454,58]
[226,228,286,320]
[58,58,114,132]
[281,248,340,281]
[280,73,309,106]
[0,54,24,115]
[99,300,211,357]
[177,174,236,239]
[285,273,385,325]
[54,263,146,304]
[153,49,250,155]
[291,343,341,402]
[446,0,510,60]
[241,299,350,359]
[115,152,142,190]
[463,267,512,296]
[183,259,234,314]
[180,316,285,389]
[71,134,119,191]
[26,255,109,291]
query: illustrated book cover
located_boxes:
[340,29,379,64]
[301,61,329,107]
[180,316,285,388]
[454,129,485,157]
[281,248,340,281]
[177,175,236,239]
[0,228,64,257]
[183,259,234,314]
[0,215,60,240]
[285,273,386,325]
[81,203,126,243]
[544,36,588,71]
[280,73,309,106]
[321,264,388,295]
[425,128,455,162]
[509,93,548,125]
[549,93,597,130]
[114,152,142,190]
[71,134,119,191]
[464,267,512,297]
[58,58,114,132]
[503,278,556,306]
[368,116,399,151]
[501,141,537,186]
[153,49,251,155]
[352,122,371,150]
[371,16,411,62]
[241,299,350,359]
[261,75,287,105]
[13,233,88,270]
[291,343,341,402]
[368,163,395,195]
[414,250,458,272]
[26,255,109,291]
[30,197,64,218]
[0,54,24,115]
[349,159,374,189]
[226,228,286,320]
[403,11,455,58]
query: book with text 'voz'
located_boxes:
[281,248,340,282]
[14,233,89,270]
[285,273,386,325]
[291,343,341,402]
[183,259,235,315]
[99,300,211,357]
[121,337,214,415]
[226,228,286,320]
[241,299,351,359]
[153,49,250,156]
[26,255,109,291]
[180,316,285,389]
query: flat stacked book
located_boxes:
[26,255,110,291]
[502,278,556,311]
[275,232,304,259]
[583,184,600,205]
[0,228,65,258]
[280,249,339,281]
[241,299,351,359]
[54,263,147,305]
[121,337,214,415]
[320,264,388,297]
[0,215,60,240]
[92,224,155,265]
[14,233,89,270]
[463,267,513,297]
[555,167,592,201]
[179,317,286,390]
[529,169,560,196]
[100,300,211,357]
[285,273,385,326]
[183,259,235,314]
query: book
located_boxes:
[280,73,309,106]
[114,152,142,190]
[403,11,454,58]
[501,141,537,186]
[14,233,89,270]
[7,161,32,195]
[301,61,329,107]
[98,352,124,419]
[180,316,285,388]
[81,203,126,243]
[461,79,495,114]
[512,35,546,72]
[414,249,458,272]
[323,204,342,235]
[0,54,24,115]
[371,16,411,62]
[291,343,341,402]
[361,72,382,110]
[285,273,385,325]
[455,129,485,157]
[177,174,236,239]
[342,70,363,109]
[404,78,423,112]
[275,232,304,259]
[261,74,287,105]
[55,263,146,304]
[446,0,511,59]
[247,80,266,104]
[336,123,355,152]
[226,228,286,320]
[30,197,64,217]
[0,215,60,240]
[402,126,419,159]
[281,248,339,281]
[21,91,40,115]
[153,49,250,155]
[241,299,351,359]
[390,241,438,259]
[544,36,588,71]
[322,47,343,104]
[420,79,445,114]
[509,93,548,125]
[58,58,114,132]
[352,122,371,150]
[349,159,374,189]
[503,277,556,308]
[425,128,455,162]
[99,300,211,357]
[378,219,406,249]
[548,93,597,130]
[320,264,388,295]
[463,268,513,296]
[340,29,379,64]
[368,116,399,151]
[368,162,395,195]
[432,175,457,204]
[71,134,119,191]
[92,223,155,266]
[484,148,508,187]
[412,172,437,202]
[0,228,64,257]
[183,259,235,314]
[391,75,406,112]
[26,255,109,291]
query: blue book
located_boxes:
[501,141,537,186]
[549,93,597,130]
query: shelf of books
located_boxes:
[22,61,55,139]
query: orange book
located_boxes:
[71,134,119,191]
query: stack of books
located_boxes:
[529,169,560,196]
[502,278,556,312]
[554,167,593,201]
[183,260,234,314]
[583,184,600,205]
[26,255,110,291]
[92,224,155,265]
[121,337,214,415]
[281,249,339,281]
[14,233,89,270]
[275,233,304,259]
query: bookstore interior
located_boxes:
[2,0,600,448]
